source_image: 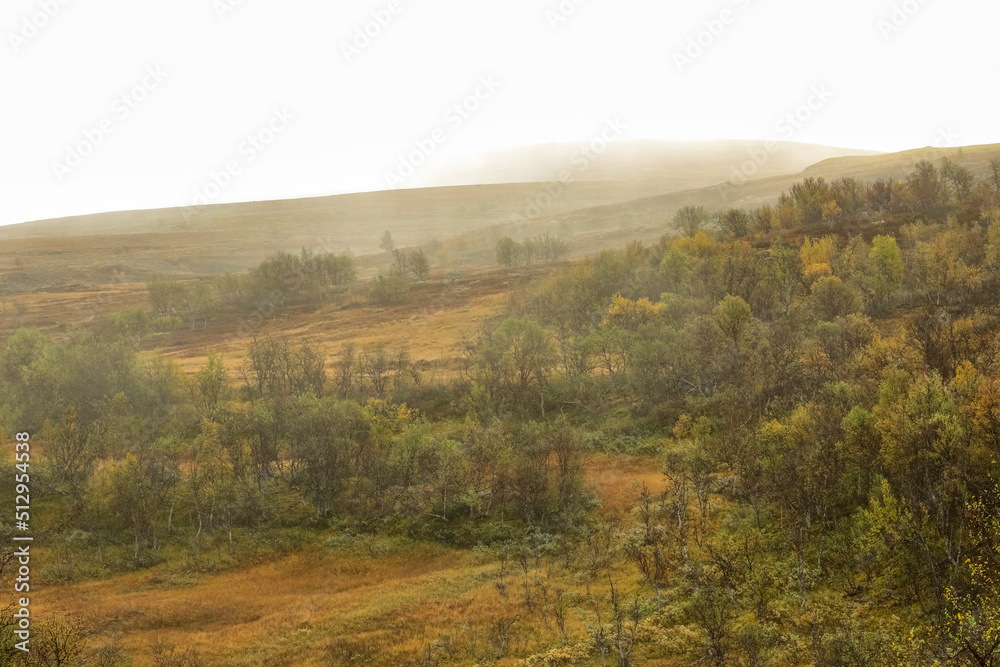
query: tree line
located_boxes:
[675,157,1000,238]
[147,248,356,330]
[3,157,1000,664]
[496,233,569,270]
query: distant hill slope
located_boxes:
[408,139,880,190]
[0,141,876,243]
[0,141,877,284]
[0,180,679,243]
[800,143,1000,181]
[530,143,1000,245]
[0,180,729,287]
[5,142,998,293]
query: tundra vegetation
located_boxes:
[2,159,1000,665]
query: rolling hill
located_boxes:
[405,139,880,189]
[2,142,998,296]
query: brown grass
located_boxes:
[30,453,665,666]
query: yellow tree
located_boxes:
[604,293,665,331]
[867,235,904,310]
[921,485,1000,667]
[800,235,837,284]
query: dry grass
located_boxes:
[28,454,664,666]
[7,143,963,665]
[35,540,481,665]
[585,453,669,511]
[0,266,515,388]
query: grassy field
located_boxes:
[5,141,1000,665]
[26,453,665,666]
[0,140,886,292]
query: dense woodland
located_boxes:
[3,158,1000,665]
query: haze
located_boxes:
[2,0,998,227]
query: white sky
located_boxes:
[1,0,998,227]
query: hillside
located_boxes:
[0,181,678,291]
[800,142,1000,180]
[536,142,1000,245]
[0,141,877,286]
[406,139,880,189]
[3,148,1000,666]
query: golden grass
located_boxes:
[585,453,669,511]
[34,540,474,665]
[27,454,665,666]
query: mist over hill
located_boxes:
[0,140,880,251]
[406,139,881,190]
[5,141,999,291]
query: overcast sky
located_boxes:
[2,0,997,227]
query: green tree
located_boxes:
[537,233,569,264]
[146,274,189,318]
[791,177,831,224]
[717,208,752,239]
[368,274,409,306]
[496,237,521,270]
[622,485,672,609]
[469,317,556,419]
[379,230,395,252]
[867,235,904,309]
[915,487,1000,667]
[673,206,710,237]
[193,352,228,418]
[986,217,1000,270]
[408,249,430,280]
[40,407,93,508]
[522,237,539,267]
[316,252,355,291]
[941,157,976,204]
[289,395,368,517]
[101,451,179,563]
[713,295,753,343]
[810,275,863,321]
[907,160,947,219]
[390,248,410,278]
